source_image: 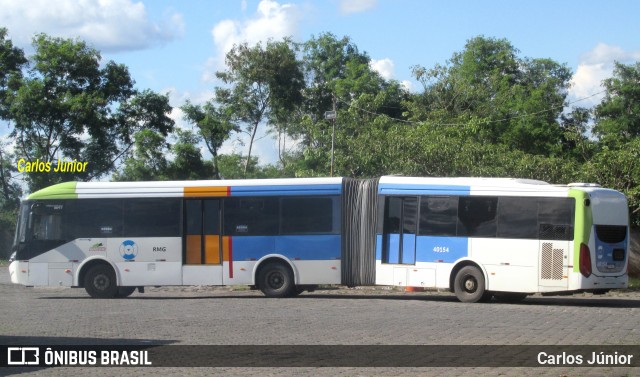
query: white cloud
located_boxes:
[570,43,640,107]
[161,87,215,131]
[207,0,301,79]
[369,58,395,80]
[401,80,414,92]
[0,0,184,52]
[339,0,377,15]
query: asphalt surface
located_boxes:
[1,266,639,376]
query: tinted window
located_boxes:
[402,198,418,235]
[457,197,498,237]
[185,200,202,236]
[203,200,220,235]
[497,197,538,239]
[538,197,574,241]
[66,199,124,239]
[224,197,279,235]
[538,198,574,225]
[419,196,458,236]
[30,202,64,241]
[281,197,334,234]
[123,198,181,237]
[384,197,402,234]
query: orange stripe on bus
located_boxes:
[184,186,229,197]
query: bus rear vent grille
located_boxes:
[541,243,563,280]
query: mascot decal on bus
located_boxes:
[119,240,138,260]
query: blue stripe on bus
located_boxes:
[378,183,470,196]
[231,235,341,261]
[230,184,342,196]
[415,236,468,263]
[375,234,469,264]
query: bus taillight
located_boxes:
[579,243,592,278]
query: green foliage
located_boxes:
[168,129,215,180]
[217,153,285,179]
[181,100,238,179]
[115,129,214,181]
[594,62,640,141]
[113,129,169,181]
[581,139,640,226]
[4,33,173,192]
[215,39,304,175]
[0,27,27,119]
[410,36,572,156]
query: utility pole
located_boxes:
[324,95,337,177]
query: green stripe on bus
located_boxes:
[28,182,78,200]
[569,189,593,273]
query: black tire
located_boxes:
[116,286,137,298]
[84,264,118,298]
[289,287,305,297]
[453,266,487,303]
[494,293,528,303]
[258,262,294,298]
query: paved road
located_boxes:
[1,267,639,376]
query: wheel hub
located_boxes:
[464,277,476,292]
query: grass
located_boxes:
[627,277,640,291]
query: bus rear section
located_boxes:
[569,186,629,293]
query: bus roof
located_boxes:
[379,176,572,196]
[27,177,344,200]
[27,176,617,200]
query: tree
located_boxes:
[113,129,169,181]
[181,100,237,179]
[5,33,174,191]
[294,33,408,177]
[115,129,214,181]
[594,61,640,142]
[0,27,27,120]
[215,39,304,175]
[167,129,214,180]
[409,36,572,156]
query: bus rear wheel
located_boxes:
[453,266,488,303]
[258,263,294,298]
[494,293,527,303]
[84,265,118,299]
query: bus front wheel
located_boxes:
[453,266,489,303]
[116,286,137,298]
[258,263,294,298]
[84,265,118,299]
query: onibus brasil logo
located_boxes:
[119,240,138,260]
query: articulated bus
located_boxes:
[8,176,629,303]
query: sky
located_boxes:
[1,0,640,166]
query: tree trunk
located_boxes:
[244,122,259,175]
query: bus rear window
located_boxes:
[595,225,627,244]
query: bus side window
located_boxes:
[66,199,124,239]
[281,197,335,234]
[224,198,279,236]
[419,196,458,236]
[457,197,498,238]
[497,197,538,239]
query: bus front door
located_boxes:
[182,199,223,285]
